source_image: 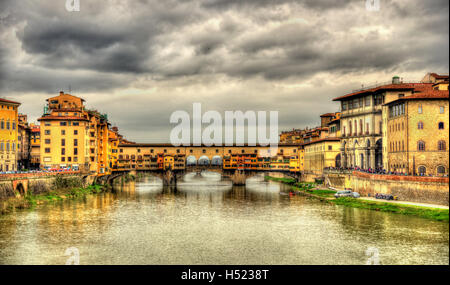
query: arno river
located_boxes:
[0,172,448,265]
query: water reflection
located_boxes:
[0,172,448,265]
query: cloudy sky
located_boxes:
[0,0,448,142]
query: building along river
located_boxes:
[0,172,448,265]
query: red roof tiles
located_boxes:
[332,83,433,101]
[0,98,21,105]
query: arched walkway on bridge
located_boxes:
[186,155,197,166]
[211,155,222,166]
[198,156,210,166]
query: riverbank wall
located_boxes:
[325,170,449,206]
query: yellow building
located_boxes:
[384,88,449,176]
[108,127,121,171]
[38,92,90,172]
[298,147,305,172]
[303,138,341,176]
[30,123,40,169]
[0,98,20,172]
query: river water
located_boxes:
[0,172,448,265]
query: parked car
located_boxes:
[334,190,353,198]
[375,193,394,200]
[352,192,360,198]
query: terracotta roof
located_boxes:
[385,90,449,105]
[0,98,21,105]
[328,118,340,124]
[38,116,89,121]
[332,83,433,101]
[320,113,335,117]
[430,73,449,80]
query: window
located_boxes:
[74,139,78,146]
[45,148,50,153]
[418,166,426,175]
[365,96,371,106]
[438,140,446,151]
[60,122,67,126]
[418,105,422,114]
[61,157,65,162]
[417,141,425,151]
[74,130,78,135]
[74,148,78,155]
[45,130,51,135]
[438,122,444,129]
[61,148,65,155]
[440,106,444,114]
[61,139,65,146]
[45,139,51,144]
[342,101,347,111]
[418,122,423,129]
[73,122,79,126]
[61,130,65,135]
[328,145,332,150]
[437,166,446,175]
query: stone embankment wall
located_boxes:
[325,171,449,206]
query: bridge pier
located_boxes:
[229,170,248,186]
[162,169,178,186]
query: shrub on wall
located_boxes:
[0,184,15,200]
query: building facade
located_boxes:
[0,98,20,172]
[17,114,31,169]
[303,138,341,175]
[38,92,92,172]
[384,88,449,176]
[333,76,434,170]
[30,124,40,169]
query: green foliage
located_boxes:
[333,197,449,222]
[53,175,83,189]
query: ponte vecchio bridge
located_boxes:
[111,143,302,186]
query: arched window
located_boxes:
[418,122,424,129]
[418,166,426,175]
[438,122,444,129]
[354,120,357,136]
[438,140,446,151]
[402,141,405,151]
[437,166,446,175]
[418,141,425,151]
